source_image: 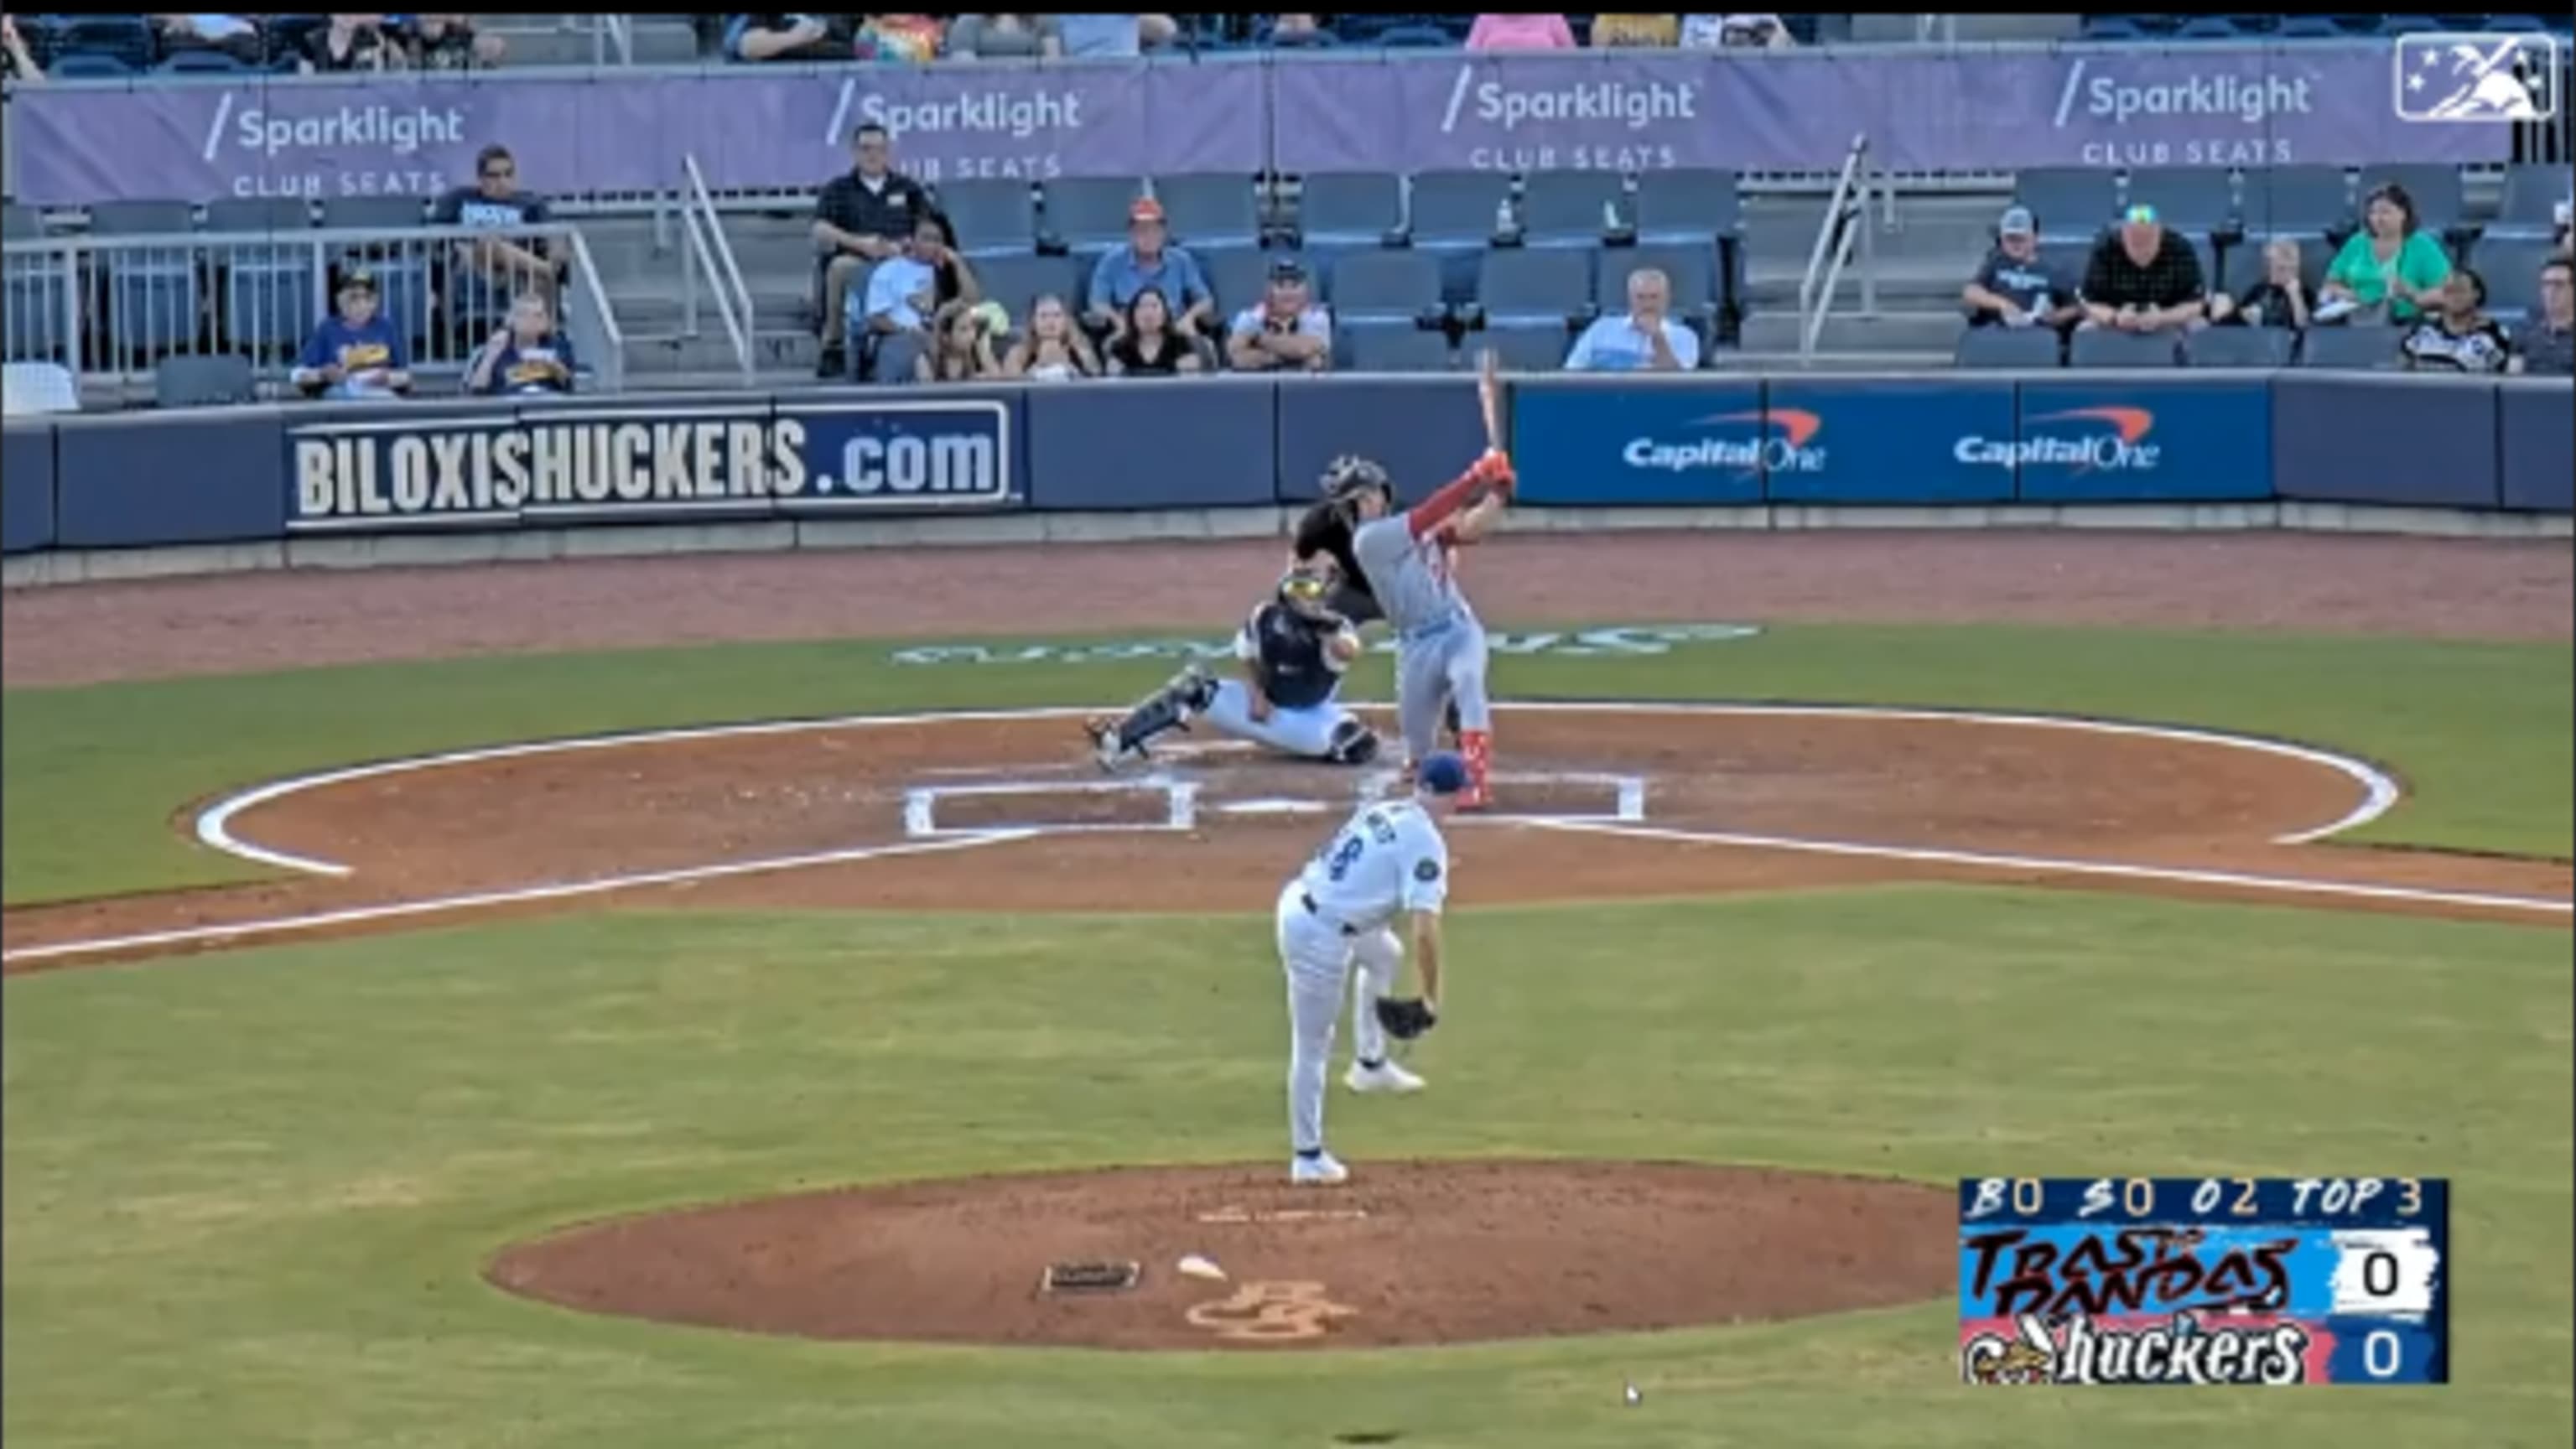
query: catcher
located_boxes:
[1086,567,1384,770]
[1272,750,1467,1186]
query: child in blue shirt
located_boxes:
[465,293,579,397]
[292,270,413,399]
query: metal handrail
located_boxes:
[562,226,626,392]
[1798,133,1871,360]
[678,153,755,381]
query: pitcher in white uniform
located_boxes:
[1273,750,1470,1186]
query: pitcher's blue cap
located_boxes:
[1416,751,1469,796]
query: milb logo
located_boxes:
[1620,409,1827,475]
[1955,407,2161,474]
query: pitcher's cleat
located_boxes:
[1290,1149,1350,1186]
[1346,1058,1426,1094]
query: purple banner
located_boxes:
[6,62,1266,205]
[7,44,2509,207]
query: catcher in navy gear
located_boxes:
[1087,567,1383,769]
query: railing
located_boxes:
[0,221,626,398]
[1798,135,1882,362]
[677,154,756,383]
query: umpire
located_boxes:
[1293,455,1393,623]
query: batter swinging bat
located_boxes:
[1476,348,1504,458]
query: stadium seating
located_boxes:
[1478,322,1575,375]
[1472,248,1593,328]
[1291,173,1405,250]
[1200,247,1292,322]
[2474,236,2558,319]
[1405,172,1514,248]
[2014,170,2123,242]
[1339,322,1450,372]
[1518,172,1628,249]
[1327,251,1443,324]
[2495,164,2573,238]
[2238,165,2354,238]
[1954,325,2064,370]
[2358,164,2466,234]
[153,353,256,408]
[1632,169,1742,248]
[55,15,156,70]
[2298,325,2406,370]
[1153,174,1265,251]
[2184,327,2297,368]
[1041,177,1150,254]
[2068,328,2182,368]
[969,253,1086,325]
[86,202,201,366]
[2125,168,2239,235]
[934,180,1042,257]
[207,198,322,358]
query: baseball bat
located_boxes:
[1476,348,1504,456]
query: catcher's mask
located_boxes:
[1322,454,1394,521]
[1277,566,1333,619]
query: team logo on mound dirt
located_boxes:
[1183,1280,1360,1341]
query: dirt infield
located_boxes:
[485,1160,1956,1349]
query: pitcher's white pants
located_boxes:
[1273,880,1405,1155]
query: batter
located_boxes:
[1341,449,1516,808]
[1294,465,1466,748]
[1275,750,1467,1186]
[1087,568,1383,769]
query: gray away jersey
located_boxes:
[1353,514,1466,634]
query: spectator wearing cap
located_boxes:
[2320,183,2452,325]
[1963,205,2080,331]
[292,270,413,401]
[1467,13,1576,49]
[2509,257,2573,375]
[1566,267,1701,371]
[2078,204,2209,336]
[813,122,937,378]
[1226,257,1334,373]
[1085,197,1215,342]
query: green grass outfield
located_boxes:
[3,621,2570,1446]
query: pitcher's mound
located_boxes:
[486,1159,1954,1349]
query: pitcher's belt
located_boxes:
[1300,892,1359,937]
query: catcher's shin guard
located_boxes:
[1114,664,1219,755]
[1457,728,1493,809]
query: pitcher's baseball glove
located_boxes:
[1374,996,1439,1041]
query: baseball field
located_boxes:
[3,530,2569,1446]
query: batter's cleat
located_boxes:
[1291,1149,1351,1186]
[1346,1058,1426,1094]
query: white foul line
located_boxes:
[1,831,1035,967]
[1527,818,2572,918]
[188,703,2403,880]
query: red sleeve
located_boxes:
[1405,462,1488,539]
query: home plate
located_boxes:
[1218,798,1332,816]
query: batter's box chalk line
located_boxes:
[903,776,1201,839]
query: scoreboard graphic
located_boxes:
[1958,1176,2449,1386]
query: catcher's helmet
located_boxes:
[1322,454,1394,517]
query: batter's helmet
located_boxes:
[1322,454,1394,517]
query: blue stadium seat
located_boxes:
[2184,327,2295,367]
[2495,164,2572,236]
[1327,251,1443,323]
[1474,248,1592,326]
[1200,247,1298,320]
[369,258,434,353]
[1153,174,1264,250]
[55,15,155,70]
[2277,16,2342,37]
[1339,321,1450,372]
[1954,325,2063,370]
[320,195,430,230]
[49,51,135,78]
[155,354,257,408]
[106,256,202,365]
[1632,169,1742,245]
[2174,17,2246,38]
[2298,325,2404,369]
[1042,177,1150,254]
[2474,236,2558,319]
[2015,169,2123,241]
[223,252,319,356]
[1519,171,1628,248]
[2069,327,2182,368]
[158,48,247,73]
[3,256,70,364]
[1374,23,1453,48]
[1293,173,1405,248]
[934,180,1041,257]
[2126,168,2238,233]
[1480,321,1577,375]
[206,197,318,236]
[2239,165,2353,236]
[971,253,1086,325]
[1407,171,1514,247]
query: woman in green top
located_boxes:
[2321,183,2454,323]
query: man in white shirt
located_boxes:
[1225,257,1334,373]
[1273,752,1470,1186]
[1565,267,1702,371]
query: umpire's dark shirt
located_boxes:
[816,167,934,248]
[1245,602,1340,711]
[1292,503,1368,605]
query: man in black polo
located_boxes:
[812,123,936,379]
[2079,203,2209,336]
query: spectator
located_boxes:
[1002,294,1102,380]
[292,270,413,400]
[1681,13,1794,48]
[725,13,848,61]
[2400,267,2510,373]
[408,14,506,70]
[860,211,982,382]
[1467,13,1577,49]
[812,122,936,378]
[2078,204,2208,335]
[3,13,44,82]
[858,13,943,60]
[1057,13,1179,57]
[300,13,402,71]
[2509,257,2573,376]
[944,13,1062,57]
[2210,237,2313,332]
[917,300,1006,382]
[1106,287,1209,376]
[1566,267,1701,371]
[1961,205,2080,331]
[465,292,578,396]
[1590,13,1680,45]
[1226,257,1332,373]
[1085,197,1215,340]
[2553,200,2571,262]
[2319,183,2452,325]
[1265,13,1328,45]
[153,15,264,65]
[431,143,563,350]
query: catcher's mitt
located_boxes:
[1374,996,1439,1041]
